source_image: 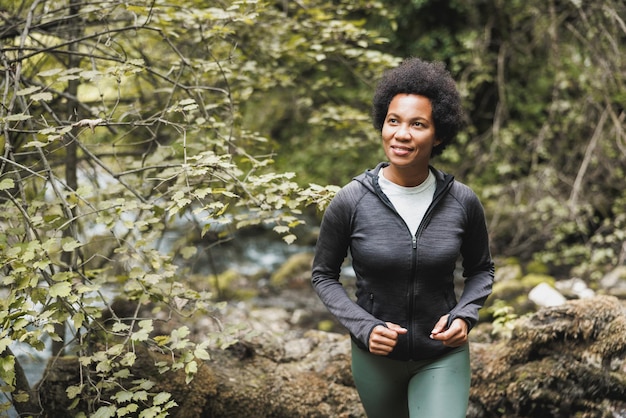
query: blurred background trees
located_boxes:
[270,0,626,279]
[1,0,624,416]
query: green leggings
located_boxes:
[351,341,470,418]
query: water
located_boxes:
[191,232,311,276]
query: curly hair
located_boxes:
[372,58,464,157]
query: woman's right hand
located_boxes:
[368,322,408,355]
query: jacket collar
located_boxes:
[358,162,454,193]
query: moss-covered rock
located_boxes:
[469,296,626,417]
[269,252,314,289]
[486,272,557,318]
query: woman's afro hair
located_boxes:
[372,57,464,157]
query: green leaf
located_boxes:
[154,336,170,346]
[273,225,289,234]
[283,234,297,245]
[12,318,29,330]
[136,379,155,391]
[24,140,49,147]
[152,392,171,406]
[171,326,190,340]
[106,344,124,356]
[36,68,63,77]
[193,346,211,361]
[113,368,131,379]
[131,320,153,342]
[0,178,14,191]
[180,246,197,259]
[112,390,134,403]
[49,281,72,298]
[79,70,102,80]
[0,355,15,387]
[121,352,136,367]
[68,397,80,410]
[12,391,29,403]
[0,337,12,353]
[62,238,82,252]
[91,405,115,418]
[66,385,83,400]
[31,92,53,101]
[118,403,139,416]
[138,407,158,418]
[185,360,197,376]
[0,355,15,372]
[16,86,41,96]
[4,113,32,122]
[112,322,131,332]
[72,312,84,330]
[132,390,148,401]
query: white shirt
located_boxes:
[378,168,436,236]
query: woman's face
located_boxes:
[382,94,440,173]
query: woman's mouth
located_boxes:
[391,145,413,156]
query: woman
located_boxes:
[311,58,494,418]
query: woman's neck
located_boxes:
[383,165,430,187]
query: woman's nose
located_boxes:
[394,124,411,140]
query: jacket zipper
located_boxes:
[369,166,454,358]
[408,177,453,357]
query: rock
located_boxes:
[528,282,567,307]
[555,277,595,299]
[208,330,364,418]
[601,266,626,297]
[486,273,557,317]
[469,295,626,417]
[269,252,314,289]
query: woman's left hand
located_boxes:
[429,315,468,347]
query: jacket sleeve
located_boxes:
[448,187,495,330]
[311,184,385,348]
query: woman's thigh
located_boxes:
[351,341,411,418]
[351,342,470,418]
[407,344,470,418]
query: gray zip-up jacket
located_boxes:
[311,163,494,361]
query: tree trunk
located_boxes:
[8,347,40,416]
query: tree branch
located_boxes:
[568,105,608,211]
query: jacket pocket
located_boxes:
[444,291,457,311]
[356,291,376,314]
[367,292,374,313]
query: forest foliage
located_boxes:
[0,0,624,416]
